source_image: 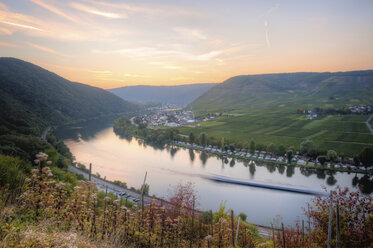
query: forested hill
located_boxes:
[190,71,373,114]
[0,57,138,135]
[108,83,217,106]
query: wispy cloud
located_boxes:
[123,73,150,78]
[30,0,77,23]
[0,41,16,47]
[88,69,113,74]
[265,30,271,48]
[70,2,126,19]
[93,46,223,62]
[83,0,157,15]
[0,26,12,35]
[28,42,60,54]
[174,27,207,40]
[267,4,279,15]
[190,51,221,61]
[0,21,42,31]
[164,65,183,70]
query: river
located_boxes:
[55,119,372,226]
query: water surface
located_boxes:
[56,120,371,226]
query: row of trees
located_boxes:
[114,116,373,167]
[300,139,373,167]
[113,116,179,147]
[187,132,373,167]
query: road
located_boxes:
[69,165,150,204]
[366,114,373,135]
[41,126,51,141]
[130,116,138,126]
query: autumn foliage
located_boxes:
[276,186,373,247]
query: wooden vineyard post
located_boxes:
[244,226,247,247]
[336,204,340,248]
[281,222,286,248]
[308,205,311,248]
[190,195,195,248]
[89,163,92,181]
[302,219,305,248]
[327,191,333,248]
[139,171,147,211]
[231,210,235,247]
[235,217,240,246]
[271,224,275,248]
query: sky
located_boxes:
[0,0,372,89]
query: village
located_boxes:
[137,105,197,127]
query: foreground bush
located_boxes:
[1,165,265,247]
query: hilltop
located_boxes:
[108,83,217,106]
[0,57,138,136]
[190,71,373,114]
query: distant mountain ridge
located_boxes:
[108,83,217,106]
[0,57,138,135]
[190,71,373,114]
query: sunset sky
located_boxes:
[0,0,372,89]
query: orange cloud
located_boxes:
[28,42,60,54]
[30,0,77,23]
[0,41,16,47]
[0,20,42,31]
[70,2,126,19]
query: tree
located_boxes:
[249,140,255,154]
[327,150,338,162]
[277,145,286,156]
[317,155,327,166]
[189,132,195,144]
[238,212,247,222]
[168,181,197,212]
[353,155,360,166]
[266,143,276,154]
[305,186,373,247]
[220,137,225,150]
[199,132,207,147]
[359,147,373,167]
[229,144,235,153]
[142,183,150,195]
[286,150,293,164]
[300,140,314,155]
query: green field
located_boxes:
[178,114,373,156]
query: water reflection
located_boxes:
[169,147,179,159]
[286,165,295,178]
[199,152,208,166]
[278,164,285,175]
[54,117,115,140]
[249,163,256,177]
[188,149,195,162]
[326,175,337,186]
[229,158,235,167]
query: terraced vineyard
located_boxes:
[178,114,373,156]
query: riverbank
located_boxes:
[172,141,373,175]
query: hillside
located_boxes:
[0,58,138,136]
[108,83,217,106]
[190,71,373,114]
[180,71,373,156]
